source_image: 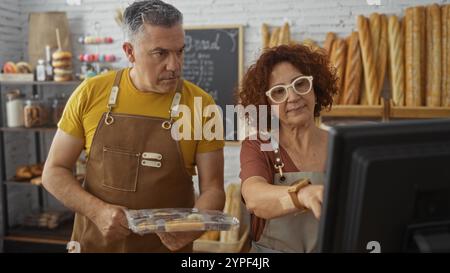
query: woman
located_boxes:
[237,44,338,253]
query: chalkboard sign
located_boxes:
[183,25,243,116]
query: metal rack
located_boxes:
[0,80,80,252]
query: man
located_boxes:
[42,0,225,253]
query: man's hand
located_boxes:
[156,231,203,252]
[91,203,131,241]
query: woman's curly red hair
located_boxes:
[236,44,338,117]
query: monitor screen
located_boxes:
[318,119,450,253]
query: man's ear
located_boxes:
[123,42,135,63]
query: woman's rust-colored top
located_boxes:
[239,139,300,241]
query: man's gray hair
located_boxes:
[123,0,183,42]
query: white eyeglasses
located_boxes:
[265,76,313,104]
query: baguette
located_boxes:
[269,27,280,48]
[443,5,450,107]
[369,13,381,62]
[261,23,270,49]
[220,183,241,243]
[278,22,291,46]
[336,39,348,105]
[323,32,336,55]
[373,15,388,105]
[426,4,442,107]
[405,7,425,106]
[421,6,427,107]
[388,15,405,106]
[342,32,362,105]
[220,183,234,243]
[443,6,448,106]
[357,15,378,105]
[228,185,241,242]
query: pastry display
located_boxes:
[23,211,73,229]
[14,163,45,182]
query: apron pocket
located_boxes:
[102,146,140,192]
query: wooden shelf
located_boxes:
[321,104,384,118]
[4,180,40,187]
[390,105,450,119]
[320,100,450,120]
[0,126,57,132]
[5,220,73,245]
[0,81,81,86]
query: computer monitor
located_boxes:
[318,119,450,253]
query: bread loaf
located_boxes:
[388,15,405,106]
[405,7,425,106]
[342,32,362,105]
[426,4,442,107]
[357,15,378,105]
[15,166,33,180]
[261,23,270,49]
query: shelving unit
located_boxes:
[0,80,80,252]
[320,99,450,123]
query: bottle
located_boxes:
[5,90,25,127]
[36,59,46,82]
[45,45,54,81]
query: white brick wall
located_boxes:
[16,0,449,72]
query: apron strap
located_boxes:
[270,134,285,180]
[162,79,183,130]
[105,69,125,125]
[104,70,183,128]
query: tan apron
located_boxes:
[250,137,325,253]
[71,69,195,252]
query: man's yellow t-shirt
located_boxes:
[58,68,224,175]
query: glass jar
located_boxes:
[24,98,49,128]
[6,90,25,127]
[50,96,67,125]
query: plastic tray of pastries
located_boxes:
[125,208,239,235]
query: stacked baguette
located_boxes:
[405,7,426,106]
[357,15,379,105]
[342,32,363,105]
[329,39,348,104]
[388,15,405,106]
[262,22,292,48]
[259,4,450,109]
[443,5,450,107]
[426,4,442,107]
